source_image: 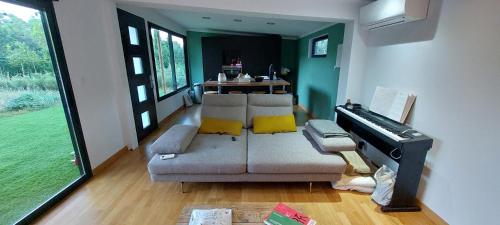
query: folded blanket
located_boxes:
[308,119,350,138]
[305,124,356,152]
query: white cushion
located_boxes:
[201,94,248,128]
[246,94,293,127]
[150,124,198,154]
[247,127,346,174]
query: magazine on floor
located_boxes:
[188,208,231,225]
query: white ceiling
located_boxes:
[154,8,335,38]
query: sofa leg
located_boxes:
[181,182,185,193]
[309,182,312,193]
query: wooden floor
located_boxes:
[35,105,446,225]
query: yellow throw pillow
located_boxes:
[253,114,297,134]
[199,117,243,136]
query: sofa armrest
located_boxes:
[149,124,198,157]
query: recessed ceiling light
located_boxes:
[266,22,275,25]
[233,19,242,22]
[202,16,211,20]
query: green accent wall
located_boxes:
[186,31,221,85]
[296,23,344,119]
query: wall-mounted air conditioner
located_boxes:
[360,0,429,30]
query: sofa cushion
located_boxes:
[202,94,247,128]
[247,127,346,174]
[148,130,247,175]
[199,117,243,136]
[247,94,293,128]
[149,124,198,155]
[253,114,296,134]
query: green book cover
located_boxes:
[265,211,303,225]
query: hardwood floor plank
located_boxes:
[34,105,447,225]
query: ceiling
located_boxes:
[154,8,335,38]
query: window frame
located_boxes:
[0,0,92,224]
[147,22,190,102]
[311,35,329,58]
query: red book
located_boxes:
[265,203,316,225]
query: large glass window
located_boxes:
[0,0,91,224]
[172,35,187,88]
[149,24,189,100]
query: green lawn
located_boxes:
[0,106,80,225]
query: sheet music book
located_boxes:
[369,87,416,123]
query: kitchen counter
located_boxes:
[202,79,290,94]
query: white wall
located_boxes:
[360,0,500,224]
[53,0,189,168]
[53,0,126,168]
[337,20,367,105]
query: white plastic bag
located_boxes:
[371,165,396,206]
[332,176,376,193]
[183,93,193,107]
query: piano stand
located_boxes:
[335,105,433,213]
[381,205,421,212]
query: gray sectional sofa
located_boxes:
[146,94,350,184]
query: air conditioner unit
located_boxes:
[360,0,429,30]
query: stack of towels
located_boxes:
[304,119,356,152]
[305,119,376,193]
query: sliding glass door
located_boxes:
[0,0,91,224]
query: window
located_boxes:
[137,85,147,102]
[171,35,187,88]
[132,57,143,74]
[141,111,151,128]
[128,26,139,45]
[149,23,189,101]
[311,35,328,57]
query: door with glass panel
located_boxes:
[0,0,91,224]
[117,9,158,141]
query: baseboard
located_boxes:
[158,106,186,126]
[417,199,449,225]
[297,104,315,119]
[92,146,129,176]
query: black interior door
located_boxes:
[117,9,158,141]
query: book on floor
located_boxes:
[265,211,303,225]
[264,203,316,225]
